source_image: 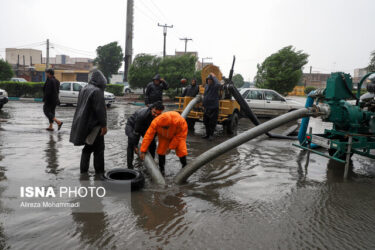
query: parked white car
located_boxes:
[11,77,27,82]
[59,82,115,107]
[0,88,8,110]
[239,88,304,117]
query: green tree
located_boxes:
[0,59,13,81]
[368,50,375,72]
[232,73,244,88]
[194,70,202,85]
[158,54,197,89]
[128,54,161,90]
[255,46,309,95]
[94,41,124,82]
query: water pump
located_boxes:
[295,72,375,177]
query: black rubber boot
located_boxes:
[80,151,91,174]
[93,150,105,174]
[127,144,134,169]
[179,156,187,168]
[159,155,166,176]
[202,127,210,139]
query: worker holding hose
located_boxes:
[139,111,188,175]
[202,73,222,140]
[125,101,165,169]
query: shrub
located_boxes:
[304,86,317,95]
[165,88,179,100]
[106,84,124,96]
[0,81,44,98]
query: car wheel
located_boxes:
[225,112,239,135]
[102,168,145,191]
[125,89,131,93]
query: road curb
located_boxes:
[8,97,43,102]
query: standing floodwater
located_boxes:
[0,101,375,249]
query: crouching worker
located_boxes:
[125,101,165,169]
[70,68,108,174]
[139,111,188,175]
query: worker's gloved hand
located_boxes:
[134,147,139,154]
[140,152,146,161]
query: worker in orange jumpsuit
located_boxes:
[140,111,188,175]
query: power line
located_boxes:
[138,0,162,23]
[0,41,45,50]
[134,3,159,24]
[148,0,169,24]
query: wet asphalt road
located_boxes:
[0,100,375,249]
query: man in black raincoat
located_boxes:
[43,69,63,131]
[145,74,168,105]
[125,101,165,169]
[70,69,108,174]
[202,73,222,140]
[182,79,199,97]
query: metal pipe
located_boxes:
[181,95,202,119]
[144,152,166,185]
[174,108,316,184]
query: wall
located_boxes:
[6,48,42,66]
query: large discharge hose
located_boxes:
[144,152,166,185]
[174,108,317,184]
[181,95,202,119]
[227,83,297,139]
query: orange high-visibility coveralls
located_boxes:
[140,111,188,157]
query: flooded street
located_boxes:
[1,101,375,249]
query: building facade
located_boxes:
[6,48,42,66]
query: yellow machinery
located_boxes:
[175,65,241,134]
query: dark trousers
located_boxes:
[203,108,219,136]
[127,138,156,169]
[158,155,187,174]
[43,102,56,124]
[80,132,105,174]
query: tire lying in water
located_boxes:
[102,168,145,191]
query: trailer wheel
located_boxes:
[225,112,239,135]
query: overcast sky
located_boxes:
[1,0,374,81]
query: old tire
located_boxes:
[226,112,239,135]
[102,168,145,191]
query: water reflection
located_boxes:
[71,175,107,246]
[45,134,62,174]
[326,159,355,182]
[131,191,187,240]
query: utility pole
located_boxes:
[46,39,50,69]
[158,23,173,58]
[179,37,192,53]
[201,57,212,70]
[124,0,134,82]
